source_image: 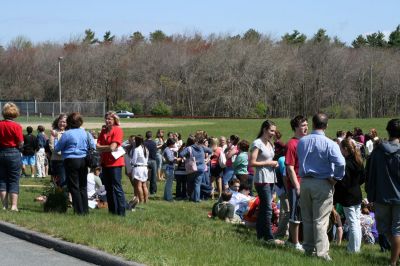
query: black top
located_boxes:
[22,133,37,156]
[333,155,365,207]
[144,139,157,160]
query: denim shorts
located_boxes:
[22,155,36,166]
[0,148,22,193]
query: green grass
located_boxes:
[0,118,395,265]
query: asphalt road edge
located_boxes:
[0,220,143,266]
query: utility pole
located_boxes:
[58,57,63,114]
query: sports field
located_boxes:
[0,117,394,265]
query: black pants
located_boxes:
[64,158,88,215]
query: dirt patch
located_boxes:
[19,121,214,130]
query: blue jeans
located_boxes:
[188,171,203,202]
[222,167,234,186]
[102,167,126,216]
[343,204,362,252]
[0,148,22,194]
[255,183,274,241]
[164,166,174,201]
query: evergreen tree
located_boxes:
[352,35,368,48]
[242,28,261,42]
[281,30,307,44]
[102,31,115,44]
[82,29,98,45]
[388,25,400,47]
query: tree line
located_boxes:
[1,27,400,118]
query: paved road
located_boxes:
[0,231,94,266]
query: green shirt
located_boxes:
[233,152,248,175]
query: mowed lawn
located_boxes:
[0,118,394,266]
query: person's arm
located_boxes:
[250,147,278,168]
[94,175,102,188]
[179,147,189,158]
[336,226,343,245]
[287,165,300,195]
[54,133,65,153]
[329,142,346,181]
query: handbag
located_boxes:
[185,146,197,174]
[85,132,100,168]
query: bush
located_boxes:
[113,100,132,111]
[132,101,144,115]
[151,101,172,116]
[322,104,357,119]
[43,186,68,213]
[254,102,268,118]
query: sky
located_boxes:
[1,0,399,46]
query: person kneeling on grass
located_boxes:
[87,167,106,209]
[212,190,240,223]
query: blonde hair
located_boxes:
[210,137,219,147]
[2,102,20,119]
[105,111,120,126]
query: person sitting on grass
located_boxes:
[327,206,343,246]
[87,166,105,209]
[212,190,238,223]
[230,183,252,220]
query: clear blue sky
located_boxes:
[1,0,399,46]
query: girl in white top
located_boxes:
[130,135,149,204]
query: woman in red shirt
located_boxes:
[0,102,24,211]
[97,111,126,216]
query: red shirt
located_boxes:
[285,137,300,189]
[210,147,222,167]
[0,120,23,148]
[226,145,238,168]
[97,126,125,167]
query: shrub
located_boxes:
[43,186,68,213]
[254,102,268,118]
[131,101,144,115]
[151,101,172,116]
[113,100,132,111]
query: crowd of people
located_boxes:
[0,101,400,264]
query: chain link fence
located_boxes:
[0,101,105,118]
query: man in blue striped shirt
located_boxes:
[297,113,345,261]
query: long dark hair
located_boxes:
[256,120,275,139]
[135,135,147,158]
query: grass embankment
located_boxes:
[0,118,393,265]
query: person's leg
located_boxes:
[30,157,36,177]
[64,158,84,214]
[299,178,315,254]
[343,205,362,252]
[182,175,187,199]
[142,181,148,203]
[255,184,267,240]
[275,192,290,238]
[111,167,126,216]
[311,179,333,258]
[102,168,116,214]
[148,159,157,194]
[164,167,174,201]
[0,191,7,209]
[78,158,88,214]
[193,172,202,202]
[186,173,195,200]
[222,167,234,189]
[10,193,18,211]
[389,205,400,266]
[134,179,144,203]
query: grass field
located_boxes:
[0,117,395,265]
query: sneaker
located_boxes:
[294,243,305,252]
[128,197,139,210]
[318,254,332,261]
[265,239,285,246]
